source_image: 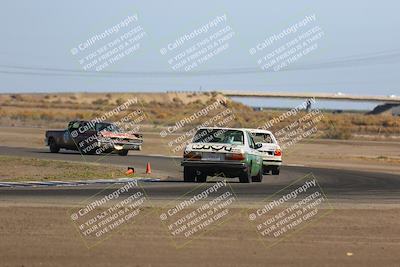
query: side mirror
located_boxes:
[255,143,263,149]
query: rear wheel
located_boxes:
[183,167,196,182]
[272,166,280,175]
[49,139,60,153]
[118,150,129,156]
[252,168,263,182]
[239,165,251,183]
[196,171,207,183]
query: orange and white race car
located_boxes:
[45,120,143,156]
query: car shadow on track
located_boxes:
[162,175,274,184]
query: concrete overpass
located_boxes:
[221,91,400,104]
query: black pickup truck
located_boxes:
[45,120,143,156]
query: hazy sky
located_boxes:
[0,0,399,96]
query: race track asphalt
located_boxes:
[0,146,399,202]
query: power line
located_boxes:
[0,49,399,78]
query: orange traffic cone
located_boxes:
[146,162,152,174]
[126,167,135,175]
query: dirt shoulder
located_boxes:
[0,203,398,266]
[1,126,399,175]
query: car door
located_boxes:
[246,132,262,176]
[63,121,80,149]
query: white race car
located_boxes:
[181,127,264,183]
[246,129,282,175]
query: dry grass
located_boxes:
[0,155,125,182]
[0,92,399,140]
